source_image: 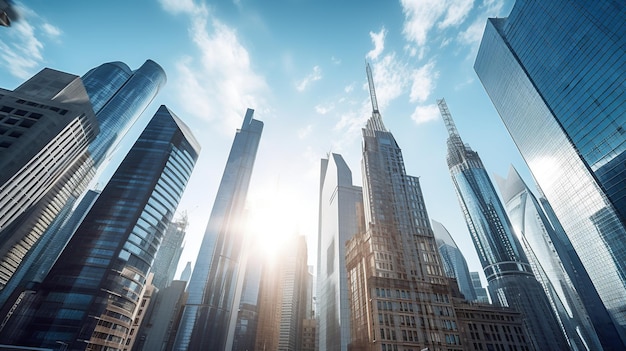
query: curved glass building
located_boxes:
[496,166,616,350]
[431,220,477,302]
[475,0,626,344]
[438,98,568,350]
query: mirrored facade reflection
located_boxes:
[431,220,477,302]
[173,108,263,351]
[438,98,568,350]
[496,166,609,350]
[475,0,626,343]
[1,105,199,350]
[317,153,362,351]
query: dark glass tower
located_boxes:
[438,98,568,350]
[1,105,200,350]
[317,153,362,351]
[173,108,263,351]
[0,60,166,308]
[474,0,626,341]
[431,220,477,302]
[496,166,618,350]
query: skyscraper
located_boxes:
[151,215,188,290]
[496,165,616,350]
[173,108,263,351]
[0,60,166,304]
[438,98,567,350]
[469,272,489,304]
[474,0,626,341]
[431,220,477,302]
[0,105,199,350]
[345,65,461,350]
[317,153,363,351]
[0,68,98,288]
[255,235,309,351]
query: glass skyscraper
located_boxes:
[0,60,166,309]
[431,220,477,302]
[317,153,363,351]
[474,0,626,342]
[173,108,263,351]
[0,105,199,350]
[438,98,567,350]
[496,165,620,350]
[151,215,188,290]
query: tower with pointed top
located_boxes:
[438,98,568,350]
[345,65,461,350]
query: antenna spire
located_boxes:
[437,98,460,138]
[366,62,379,115]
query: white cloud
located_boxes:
[366,27,386,60]
[0,3,63,79]
[158,0,200,15]
[369,53,408,111]
[411,104,440,124]
[344,83,354,93]
[0,20,43,79]
[161,0,268,132]
[331,56,341,65]
[400,0,447,46]
[409,61,438,103]
[315,103,334,115]
[439,0,474,29]
[297,124,313,139]
[458,18,486,46]
[41,23,62,38]
[296,65,322,92]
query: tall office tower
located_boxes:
[173,108,263,351]
[0,60,166,303]
[496,166,620,350]
[474,0,626,342]
[431,220,477,302]
[232,242,263,351]
[345,65,461,351]
[1,105,200,350]
[469,272,489,304]
[151,214,188,290]
[255,235,309,351]
[438,98,567,350]
[0,68,98,288]
[317,153,363,351]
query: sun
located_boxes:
[244,186,305,260]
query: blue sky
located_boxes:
[1,0,531,282]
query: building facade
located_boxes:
[0,68,98,289]
[0,105,199,350]
[469,272,489,304]
[0,60,166,309]
[151,215,188,290]
[317,153,363,351]
[431,220,477,302]
[345,65,462,351]
[474,0,626,342]
[255,235,309,351]
[173,108,263,351]
[496,166,619,350]
[438,98,567,350]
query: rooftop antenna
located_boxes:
[437,98,460,138]
[366,62,380,115]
